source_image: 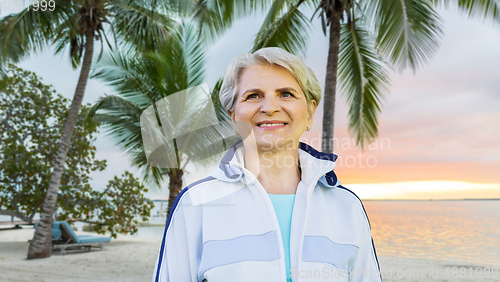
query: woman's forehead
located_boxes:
[240,64,293,78]
[238,65,302,93]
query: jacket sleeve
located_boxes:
[152,189,202,282]
[349,204,382,282]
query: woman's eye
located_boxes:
[281,91,294,98]
[247,93,259,99]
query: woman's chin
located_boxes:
[254,135,299,151]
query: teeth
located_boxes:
[259,123,285,127]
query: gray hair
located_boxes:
[219,47,322,113]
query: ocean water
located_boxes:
[363,200,500,266]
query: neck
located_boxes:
[243,142,301,194]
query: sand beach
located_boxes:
[0,228,159,282]
[1,227,499,282]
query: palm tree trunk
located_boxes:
[166,168,184,222]
[27,30,94,259]
[321,9,342,154]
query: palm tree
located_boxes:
[188,0,500,153]
[0,0,175,259]
[87,20,234,219]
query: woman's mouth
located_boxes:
[256,122,288,129]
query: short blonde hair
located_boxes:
[219,47,321,113]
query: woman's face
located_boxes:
[230,64,317,151]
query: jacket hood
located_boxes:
[209,140,341,188]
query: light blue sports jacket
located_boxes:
[153,140,382,282]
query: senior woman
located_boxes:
[153,47,381,282]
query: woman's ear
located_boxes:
[228,110,236,123]
[228,110,239,135]
[308,100,318,119]
[306,100,317,131]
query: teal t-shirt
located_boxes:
[268,193,296,282]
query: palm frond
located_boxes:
[94,109,168,188]
[338,20,390,149]
[129,0,186,15]
[87,94,143,122]
[146,34,188,95]
[51,12,85,69]
[302,0,321,11]
[211,77,231,123]
[259,0,288,28]
[91,47,157,108]
[147,19,206,91]
[97,112,163,188]
[459,0,500,23]
[180,20,207,86]
[0,0,68,63]
[437,0,500,24]
[111,0,176,52]
[364,0,444,72]
[251,2,310,57]
[142,19,208,99]
[160,0,195,16]
[192,0,259,45]
[92,110,142,149]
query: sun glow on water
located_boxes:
[347,181,500,200]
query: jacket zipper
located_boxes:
[295,174,326,282]
[239,167,288,282]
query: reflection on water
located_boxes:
[363,200,500,266]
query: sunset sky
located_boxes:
[16,6,500,200]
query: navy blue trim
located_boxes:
[298,142,339,187]
[299,142,338,162]
[337,185,381,276]
[325,170,338,186]
[155,176,217,282]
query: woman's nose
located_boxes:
[260,95,280,115]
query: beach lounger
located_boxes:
[33,221,63,242]
[33,221,111,255]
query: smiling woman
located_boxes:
[153,47,382,282]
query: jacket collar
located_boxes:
[210,140,341,188]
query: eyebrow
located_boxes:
[241,87,301,96]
